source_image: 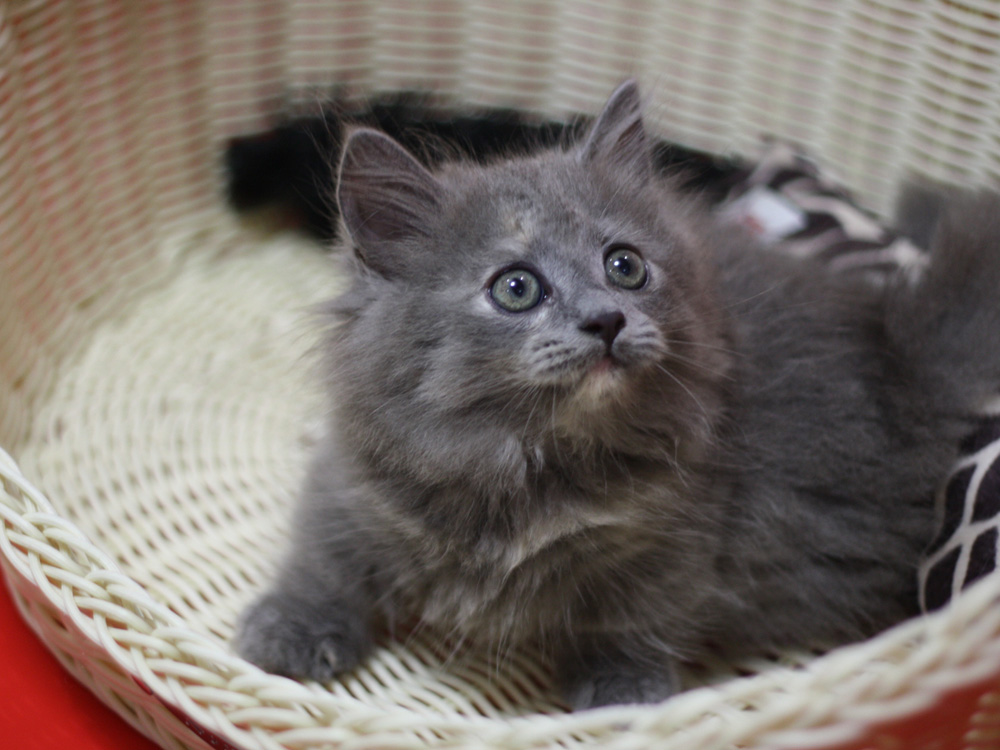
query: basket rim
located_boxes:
[3,441,1000,750]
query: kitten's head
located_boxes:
[328,81,732,488]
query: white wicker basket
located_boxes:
[4,2,1000,748]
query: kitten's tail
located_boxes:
[886,187,1000,417]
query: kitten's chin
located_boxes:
[551,359,638,442]
[572,356,629,408]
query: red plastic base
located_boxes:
[0,571,162,749]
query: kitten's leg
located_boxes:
[235,485,376,680]
[556,636,681,709]
[236,433,383,681]
[235,576,372,682]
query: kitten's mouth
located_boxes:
[589,354,620,375]
[575,354,626,401]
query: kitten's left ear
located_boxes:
[580,79,651,179]
[337,128,444,276]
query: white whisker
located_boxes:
[654,362,712,424]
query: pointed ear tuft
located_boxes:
[579,79,651,178]
[337,128,443,276]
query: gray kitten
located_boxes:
[236,80,1000,708]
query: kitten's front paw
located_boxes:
[235,592,371,682]
[559,647,681,709]
[565,668,680,709]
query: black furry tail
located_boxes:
[223,92,742,243]
[886,188,1000,416]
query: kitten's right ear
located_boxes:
[579,79,651,180]
[337,128,443,276]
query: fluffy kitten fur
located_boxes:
[236,80,1000,708]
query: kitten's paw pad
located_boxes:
[234,593,370,682]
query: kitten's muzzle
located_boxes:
[580,310,626,351]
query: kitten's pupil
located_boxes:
[605,247,648,290]
[490,268,543,312]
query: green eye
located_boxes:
[605,246,648,289]
[490,268,544,312]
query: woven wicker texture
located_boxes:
[5,2,1000,749]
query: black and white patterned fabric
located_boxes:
[718,140,1000,614]
[920,414,1000,611]
[719,140,927,282]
